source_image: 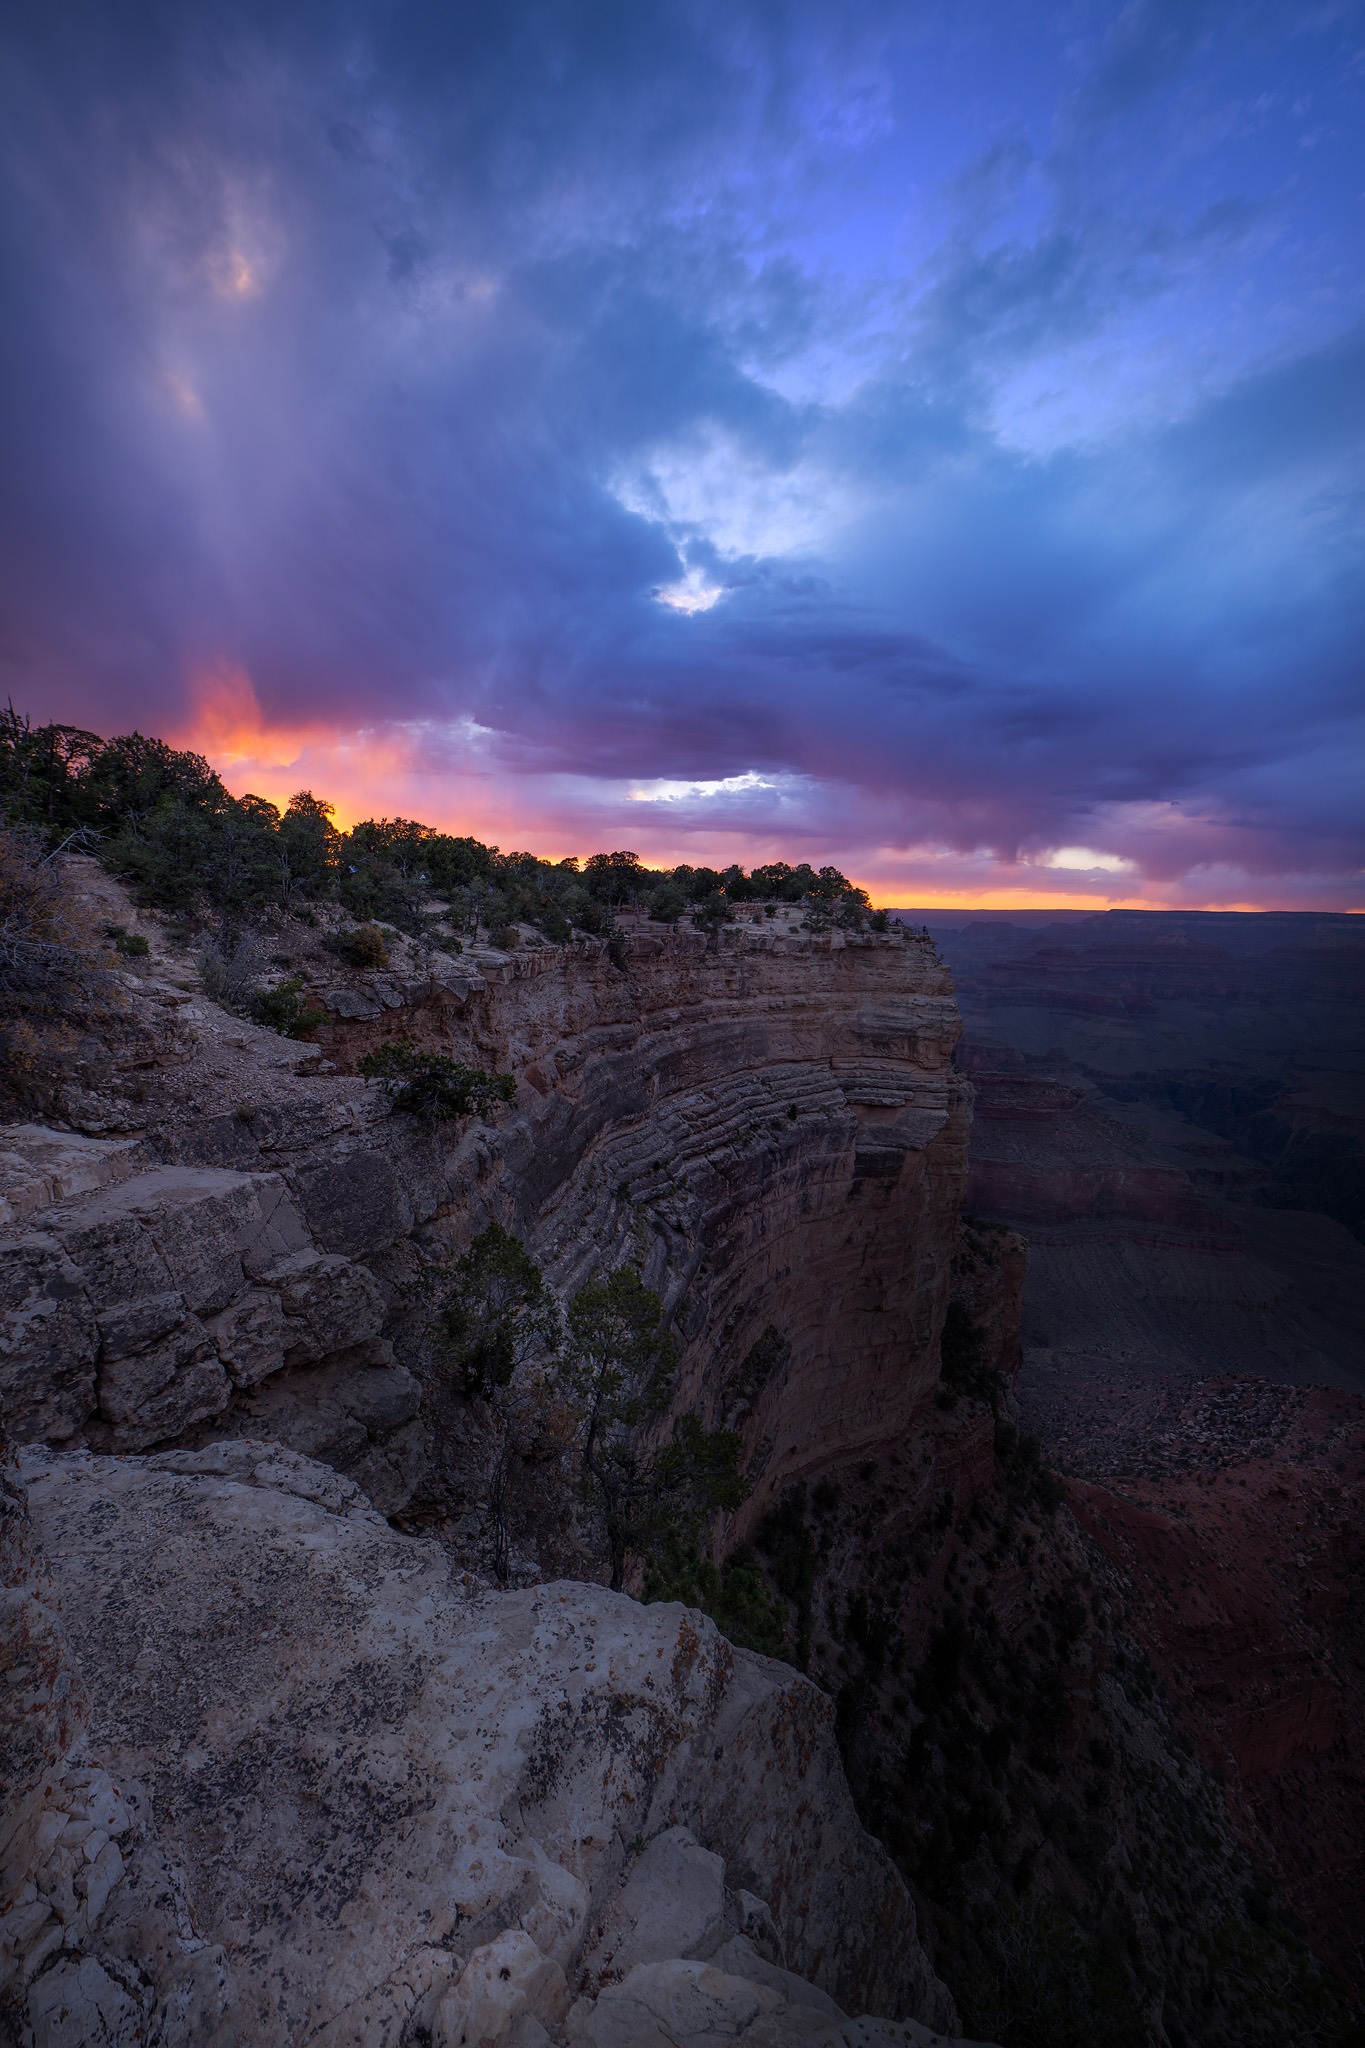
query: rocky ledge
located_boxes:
[1,1433,985,2048]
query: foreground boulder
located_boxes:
[3,1437,977,2047]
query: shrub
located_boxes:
[0,825,119,1106]
[420,1222,562,1401]
[343,922,389,968]
[199,930,266,1004]
[253,976,329,1038]
[358,1038,516,1125]
[644,1538,788,1658]
[0,827,116,1021]
[550,1271,746,1593]
[940,1302,1005,1408]
[647,884,687,925]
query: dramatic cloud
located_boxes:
[1,0,1361,905]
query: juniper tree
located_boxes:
[421,1223,564,1579]
[560,1268,746,1593]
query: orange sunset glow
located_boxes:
[172,667,1291,913]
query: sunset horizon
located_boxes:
[3,0,1361,916]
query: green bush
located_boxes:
[555,1272,747,1593]
[337,922,388,968]
[253,976,329,1038]
[423,1222,562,1399]
[358,1038,516,1125]
[647,884,687,924]
[644,1538,789,1658]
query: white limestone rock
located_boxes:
[14,1441,958,2048]
[571,1960,983,2047]
[432,1929,569,2048]
[579,1827,727,1984]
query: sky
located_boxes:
[1,0,1362,909]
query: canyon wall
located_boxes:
[1,906,984,2045]
[2,915,969,1531]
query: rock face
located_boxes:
[1,919,968,1534]
[0,1128,422,1510]
[297,918,968,1522]
[2,1437,967,2047]
[1,1412,241,2047]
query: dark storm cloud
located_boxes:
[0,0,1361,897]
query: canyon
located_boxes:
[2,872,1359,2046]
[910,907,1365,1992]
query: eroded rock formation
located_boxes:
[2,900,984,2044]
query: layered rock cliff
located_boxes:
[2,909,968,1539]
[2,893,977,2046]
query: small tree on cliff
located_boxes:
[419,1222,564,1580]
[430,1223,562,1401]
[559,1268,675,1590]
[358,1039,516,1127]
[418,1243,746,1594]
[559,1268,746,1592]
